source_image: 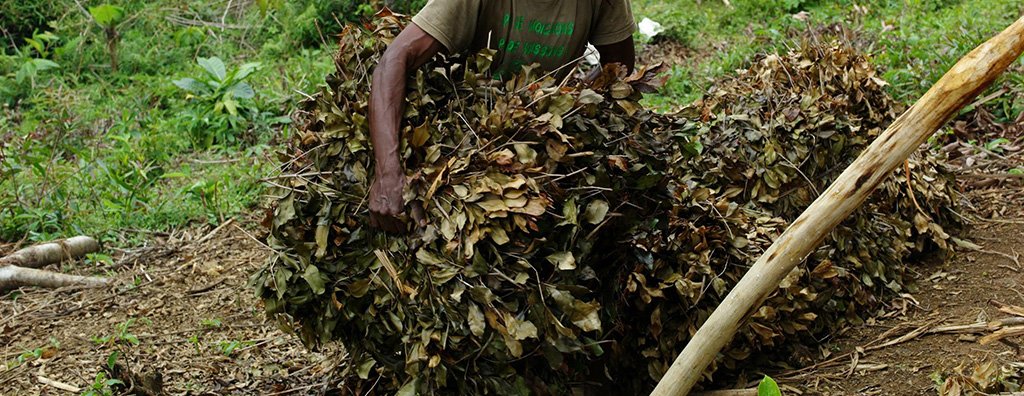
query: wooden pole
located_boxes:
[651,15,1024,396]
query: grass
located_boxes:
[631,0,1024,114]
[2,0,1023,245]
[1,0,334,244]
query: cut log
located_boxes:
[651,15,1024,396]
[0,265,108,290]
[0,236,100,269]
[0,236,108,291]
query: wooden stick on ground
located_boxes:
[0,236,108,291]
[0,236,99,268]
[651,15,1024,396]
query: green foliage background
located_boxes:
[1,0,1022,246]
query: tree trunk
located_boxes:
[651,14,1024,396]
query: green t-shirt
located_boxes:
[411,0,635,79]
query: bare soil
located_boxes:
[0,220,344,395]
[783,187,1024,396]
[4,194,1021,396]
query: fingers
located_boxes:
[369,210,406,233]
[369,201,428,233]
[380,215,405,233]
[410,201,427,227]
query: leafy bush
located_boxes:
[0,31,61,106]
[172,56,287,149]
[0,0,63,50]
[276,0,426,48]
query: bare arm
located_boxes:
[368,23,444,232]
[596,36,636,73]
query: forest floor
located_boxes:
[0,213,344,395]
[1,183,1022,396]
[3,42,1024,396]
[783,188,1024,395]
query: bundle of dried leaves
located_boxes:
[939,360,1023,395]
[251,13,961,394]
[610,40,961,387]
[252,12,675,394]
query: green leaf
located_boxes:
[467,303,486,336]
[197,57,227,81]
[89,4,125,27]
[222,98,239,116]
[396,378,419,396]
[232,62,261,82]
[267,115,292,125]
[582,200,609,225]
[546,251,576,271]
[227,82,255,99]
[24,38,44,55]
[172,78,206,94]
[255,0,281,17]
[302,265,326,295]
[356,358,376,380]
[757,375,782,396]
[106,350,120,370]
[31,59,59,71]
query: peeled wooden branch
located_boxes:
[0,266,108,289]
[0,236,108,291]
[0,236,100,269]
[651,15,1024,396]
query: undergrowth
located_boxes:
[632,0,1024,115]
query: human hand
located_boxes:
[369,173,407,233]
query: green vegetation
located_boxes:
[2,338,59,370]
[1,0,334,244]
[758,375,782,396]
[91,318,143,346]
[1,0,1022,246]
[632,0,1024,114]
[80,351,123,396]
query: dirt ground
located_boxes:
[0,217,346,395]
[3,193,1022,396]
[778,187,1024,396]
[2,107,1023,395]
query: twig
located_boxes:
[220,0,233,31]
[979,326,1024,345]
[373,250,415,296]
[904,160,927,215]
[959,172,1024,180]
[975,248,1021,268]
[195,218,236,245]
[38,375,81,392]
[73,0,98,27]
[164,14,249,30]
[692,389,757,396]
[231,223,277,253]
[189,158,242,164]
[928,317,1024,334]
[187,277,226,295]
[265,381,329,396]
[965,87,1009,110]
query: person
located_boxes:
[368,0,637,232]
